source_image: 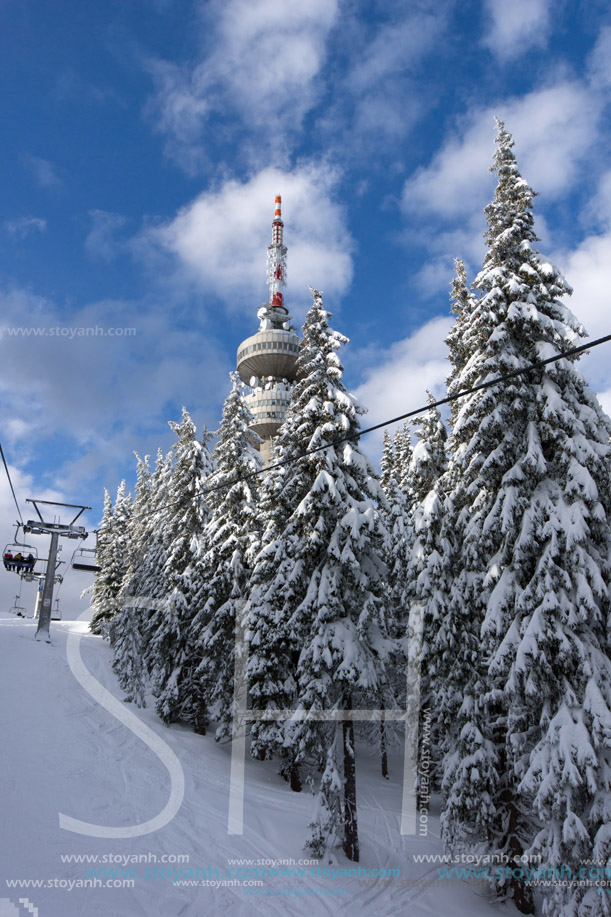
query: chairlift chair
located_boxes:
[9,594,26,617]
[3,537,38,575]
[71,546,101,573]
[51,598,62,621]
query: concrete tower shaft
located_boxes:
[236,195,300,462]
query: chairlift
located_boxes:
[51,597,62,621]
[3,534,38,575]
[9,594,26,617]
[71,545,100,573]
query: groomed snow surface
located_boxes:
[0,611,520,917]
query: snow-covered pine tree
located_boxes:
[379,431,396,496]
[246,289,390,861]
[119,452,153,603]
[403,395,448,796]
[111,606,147,707]
[110,453,152,705]
[377,429,407,778]
[242,412,301,785]
[406,395,447,505]
[187,374,262,741]
[433,120,611,916]
[380,430,408,637]
[136,447,175,663]
[149,410,214,725]
[89,488,114,635]
[415,259,476,787]
[445,259,475,422]
[89,482,132,637]
[393,422,413,499]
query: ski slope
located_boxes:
[0,611,520,917]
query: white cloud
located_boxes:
[50,67,123,107]
[85,211,127,261]
[346,10,442,95]
[0,286,231,491]
[150,163,354,316]
[355,316,453,458]
[147,0,339,170]
[403,114,492,221]
[581,169,611,233]
[315,4,446,159]
[355,224,611,464]
[23,154,62,190]
[595,388,611,421]
[210,0,337,112]
[587,25,611,89]
[400,77,605,300]
[555,228,611,398]
[4,217,47,240]
[403,81,601,223]
[482,0,551,61]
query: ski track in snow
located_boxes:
[59,611,185,838]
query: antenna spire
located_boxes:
[267,195,287,313]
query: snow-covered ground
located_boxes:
[0,610,518,917]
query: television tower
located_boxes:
[236,196,300,462]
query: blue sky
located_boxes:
[2,0,611,613]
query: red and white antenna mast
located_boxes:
[266,195,287,313]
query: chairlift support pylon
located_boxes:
[23,499,90,642]
[23,556,64,584]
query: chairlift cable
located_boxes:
[0,441,24,525]
[133,330,611,520]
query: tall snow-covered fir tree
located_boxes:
[377,430,409,778]
[241,404,301,784]
[118,452,153,606]
[135,446,176,664]
[392,422,413,499]
[90,482,132,637]
[187,373,262,741]
[111,605,147,707]
[379,431,396,496]
[111,453,153,706]
[380,430,409,640]
[148,409,214,725]
[414,259,476,787]
[403,396,448,792]
[246,289,391,861]
[406,395,447,505]
[429,120,611,916]
[89,488,114,636]
[445,258,476,422]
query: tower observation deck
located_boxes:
[237,196,300,462]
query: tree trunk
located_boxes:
[192,668,207,735]
[380,701,389,779]
[500,787,534,915]
[289,761,302,793]
[343,695,359,861]
[193,708,207,735]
